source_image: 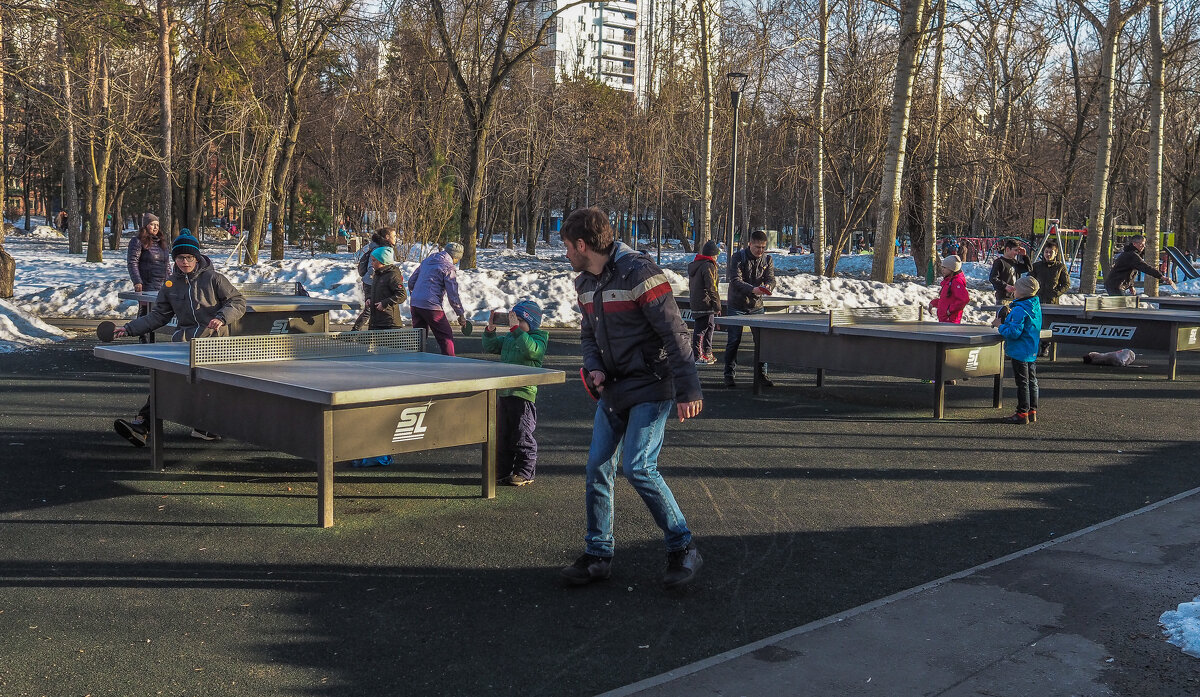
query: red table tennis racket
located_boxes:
[580,368,601,401]
[96,321,117,342]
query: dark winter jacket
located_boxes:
[930,270,968,323]
[726,248,776,312]
[126,235,170,290]
[989,254,1032,292]
[357,232,398,287]
[125,255,246,340]
[1104,243,1165,294]
[997,295,1042,363]
[368,264,408,329]
[576,241,703,414]
[482,327,549,402]
[687,255,721,315]
[1032,258,1071,304]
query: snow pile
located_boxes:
[1161,597,1200,658]
[2,233,1196,331]
[0,298,69,353]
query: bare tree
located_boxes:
[871,0,928,282]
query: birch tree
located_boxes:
[871,0,928,282]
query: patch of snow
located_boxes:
[1161,597,1200,658]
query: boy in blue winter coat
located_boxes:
[992,275,1042,425]
[481,300,549,486]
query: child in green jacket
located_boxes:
[481,300,549,486]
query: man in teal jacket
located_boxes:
[481,300,548,486]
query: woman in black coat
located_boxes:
[1031,241,1071,305]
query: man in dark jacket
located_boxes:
[723,229,776,387]
[687,239,721,363]
[1104,234,1175,295]
[367,245,407,329]
[989,239,1032,304]
[558,207,704,590]
[112,233,246,446]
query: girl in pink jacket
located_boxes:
[929,255,969,323]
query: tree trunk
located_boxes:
[696,0,715,247]
[0,7,5,233]
[812,0,829,275]
[158,0,174,237]
[457,125,488,267]
[921,0,947,283]
[871,0,927,282]
[1076,1,1139,293]
[86,49,113,263]
[1144,0,1164,295]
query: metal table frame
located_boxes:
[119,282,350,336]
[96,330,564,527]
[719,309,1007,419]
[1042,296,1200,379]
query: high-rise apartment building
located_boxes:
[542,1,696,101]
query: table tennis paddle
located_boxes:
[96,321,117,342]
[580,368,601,401]
[461,319,474,336]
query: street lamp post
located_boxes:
[726,71,749,255]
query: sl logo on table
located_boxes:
[269,319,292,334]
[392,402,433,443]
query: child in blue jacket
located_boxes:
[992,275,1042,424]
[481,300,549,486]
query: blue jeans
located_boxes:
[1010,359,1039,413]
[585,399,692,557]
[723,307,767,376]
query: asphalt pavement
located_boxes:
[2,326,1199,696]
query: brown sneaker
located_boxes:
[1028,409,1037,423]
[1003,411,1030,425]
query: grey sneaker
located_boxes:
[663,543,703,589]
[114,418,148,447]
[560,553,612,586]
[502,474,534,487]
[190,429,221,441]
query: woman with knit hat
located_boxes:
[687,239,721,364]
[125,213,170,343]
[481,299,549,486]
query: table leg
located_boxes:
[317,411,334,528]
[482,390,497,499]
[150,371,164,470]
[1049,341,1057,362]
[933,348,946,419]
[993,368,1003,409]
[752,333,762,396]
[1168,334,1178,380]
[816,368,825,387]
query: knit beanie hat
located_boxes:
[444,242,464,260]
[1014,275,1039,299]
[512,300,543,332]
[702,240,720,257]
[142,213,159,228]
[940,255,961,272]
[171,232,201,258]
[371,245,395,266]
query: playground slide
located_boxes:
[1165,246,1200,281]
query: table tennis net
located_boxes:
[189,328,425,367]
[233,282,304,296]
[828,305,924,326]
[1084,295,1138,312]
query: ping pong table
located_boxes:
[1139,295,1200,313]
[717,306,1009,418]
[673,295,820,325]
[95,329,564,527]
[119,282,351,336]
[1041,295,1200,379]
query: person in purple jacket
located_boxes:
[126,214,169,344]
[408,242,468,355]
